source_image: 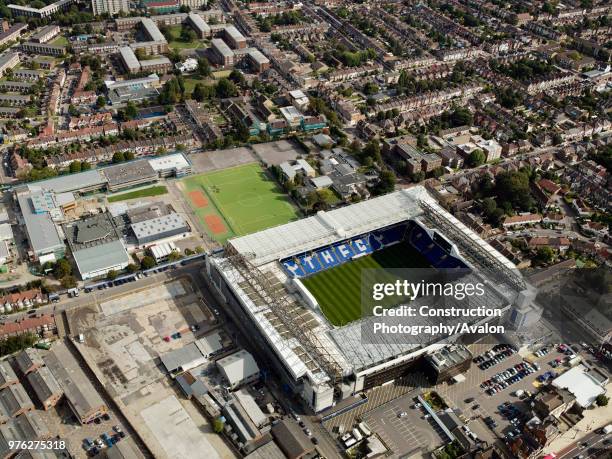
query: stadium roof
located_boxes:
[229,187,428,265]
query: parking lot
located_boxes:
[362,391,446,458]
[437,343,576,438]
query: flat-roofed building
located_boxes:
[0,81,34,93]
[131,212,190,245]
[424,344,472,384]
[0,383,34,417]
[44,342,108,424]
[15,348,44,375]
[222,25,246,49]
[141,18,166,42]
[216,350,259,390]
[0,23,27,48]
[64,212,130,280]
[148,153,191,177]
[211,38,234,66]
[30,25,60,43]
[91,0,129,16]
[247,49,270,73]
[102,160,158,192]
[103,436,145,459]
[21,42,66,56]
[0,362,17,390]
[0,53,20,79]
[8,0,74,18]
[26,367,63,410]
[119,46,141,74]
[139,56,172,74]
[187,12,210,38]
[16,193,64,264]
[13,69,43,81]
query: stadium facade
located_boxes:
[204,187,529,412]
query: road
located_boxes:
[557,430,611,459]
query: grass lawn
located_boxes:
[212,70,232,79]
[180,163,300,243]
[301,242,431,326]
[107,185,168,203]
[166,25,205,50]
[182,78,202,96]
[51,36,68,46]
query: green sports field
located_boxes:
[301,242,431,326]
[180,163,300,243]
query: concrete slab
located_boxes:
[252,139,305,166]
[189,147,255,173]
[140,395,221,459]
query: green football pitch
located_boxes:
[301,242,431,326]
[180,163,300,243]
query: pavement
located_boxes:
[554,430,611,459]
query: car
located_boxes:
[299,420,305,428]
[113,425,122,433]
[304,428,312,437]
[311,437,318,445]
[465,397,475,403]
[398,412,408,418]
[102,413,111,421]
[472,404,480,410]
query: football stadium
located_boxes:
[204,187,529,412]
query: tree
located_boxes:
[534,246,555,266]
[0,333,38,357]
[467,149,486,167]
[126,263,139,273]
[81,161,91,171]
[213,418,224,433]
[141,256,156,270]
[194,246,204,254]
[96,96,106,108]
[215,78,238,98]
[192,83,206,102]
[107,269,118,280]
[197,57,211,77]
[112,152,125,163]
[69,161,82,173]
[60,275,77,289]
[68,104,79,117]
[229,69,245,87]
[168,251,182,262]
[494,170,534,211]
[125,101,138,120]
[180,26,196,43]
[125,151,135,161]
[362,81,379,95]
[596,394,609,407]
[375,170,396,195]
[53,259,72,279]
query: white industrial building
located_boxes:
[216,350,260,390]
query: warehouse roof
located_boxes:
[17,194,63,256]
[44,342,107,421]
[0,362,17,388]
[26,367,62,404]
[72,240,130,278]
[160,343,207,373]
[131,213,189,241]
